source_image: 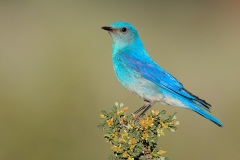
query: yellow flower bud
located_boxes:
[158,150,167,155]
[106,118,113,126]
[123,151,128,158]
[122,106,128,112]
[151,110,159,115]
[142,132,148,140]
[100,113,106,118]
[160,121,168,129]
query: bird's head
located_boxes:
[102,22,140,48]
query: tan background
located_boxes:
[0,1,239,160]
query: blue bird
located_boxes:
[102,22,223,127]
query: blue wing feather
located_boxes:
[120,51,211,111]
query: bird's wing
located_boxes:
[120,52,211,111]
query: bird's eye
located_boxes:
[121,27,127,32]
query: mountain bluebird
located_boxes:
[102,22,223,127]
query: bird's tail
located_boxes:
[184,100,223,127]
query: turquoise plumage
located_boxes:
[102,22,223,126]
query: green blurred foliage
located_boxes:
[0,1,239,160]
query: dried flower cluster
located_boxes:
[98,103,179,160]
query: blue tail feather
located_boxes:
[185,101,223,127]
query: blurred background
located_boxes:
[0,0,239,160]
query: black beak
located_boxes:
[102,26,113,31]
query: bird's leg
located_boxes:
[134,101,153,122]
[133,104,147,114]
[137,102,152,118]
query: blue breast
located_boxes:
[112,52,163,102]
